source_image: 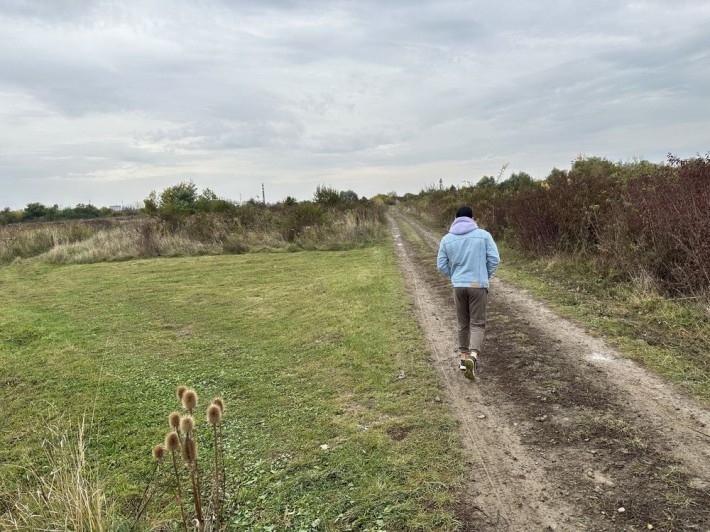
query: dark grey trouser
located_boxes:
[454,287,489,354]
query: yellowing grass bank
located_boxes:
[0,247,461,530]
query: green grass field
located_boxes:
[0,247,461,530]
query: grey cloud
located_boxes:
[142,116,304,151]
[1,0,709,208]
[0,0,96,23]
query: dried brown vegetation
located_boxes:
[405,154,710,297]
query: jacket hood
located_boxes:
[449,217,478,235]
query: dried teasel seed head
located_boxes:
[176,385,187,401]
[207,404,222,426]
[179,415,195,435]
[165,432,180,452]
[182,389,197,411]
[182,437,197,463]
[152,444,165,461]
[211,397,224,413]
[168,411,181,430]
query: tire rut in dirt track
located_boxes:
[388,213,710,532]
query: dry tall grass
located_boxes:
[45,221,213,264]
[0,419,120,531]
[1,207,387,265]
[0,222,97,263]
[294,210,388,250]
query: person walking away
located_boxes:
[437,206,500,380]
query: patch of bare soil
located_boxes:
[389,213,710,531]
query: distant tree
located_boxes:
[143,182,236,216]
[72,203,101,218]
[143,191,159,215]
[476,176,497,189]
[545,168,567,185]
[22,202,48,220]
[616,159,658,181]
[160,181,198,214]
[43,204,60,220]
[338,190,359,203]
[0,207,21,225]
[283,196,298,206]
[195,188,218,212]
[314,185,340,205]
[199,188,218,201]
[498,172,535,192]
[568,156,618,183]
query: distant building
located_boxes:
[109,205,123,211]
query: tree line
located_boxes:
[0,183,362,225]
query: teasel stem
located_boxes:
[130,446,164,531]
[171,448,188,531]
[183,435,203,526]
[218,423,226,515]
[194,442,204,527]
[180,414,203,525]
[211,398,226,512]
[166,432,188,531]
[211,423,220,529]
[208,400,225,527]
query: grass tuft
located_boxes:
[0,419,121,531]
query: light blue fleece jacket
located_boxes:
[437,217,500,288]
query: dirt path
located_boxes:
[389,213,710,531]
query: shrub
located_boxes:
[0,208,21,225]
[160,181,198,215]
[400,153,710,297]
[313,185,341,206]
[281,202,327,241]
[613,155,710,294]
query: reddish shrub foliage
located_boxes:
[405,154,710,296]
[618,155,710,294]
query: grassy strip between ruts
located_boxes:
[0,246,462,530]
[495,246,710,404]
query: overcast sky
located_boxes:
[1,0,709,209]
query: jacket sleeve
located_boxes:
[486,234,500,278]
[437,239,451,277]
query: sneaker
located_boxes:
[463,353,478,381]
[459,359,467,371]
[463,359,475,380]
